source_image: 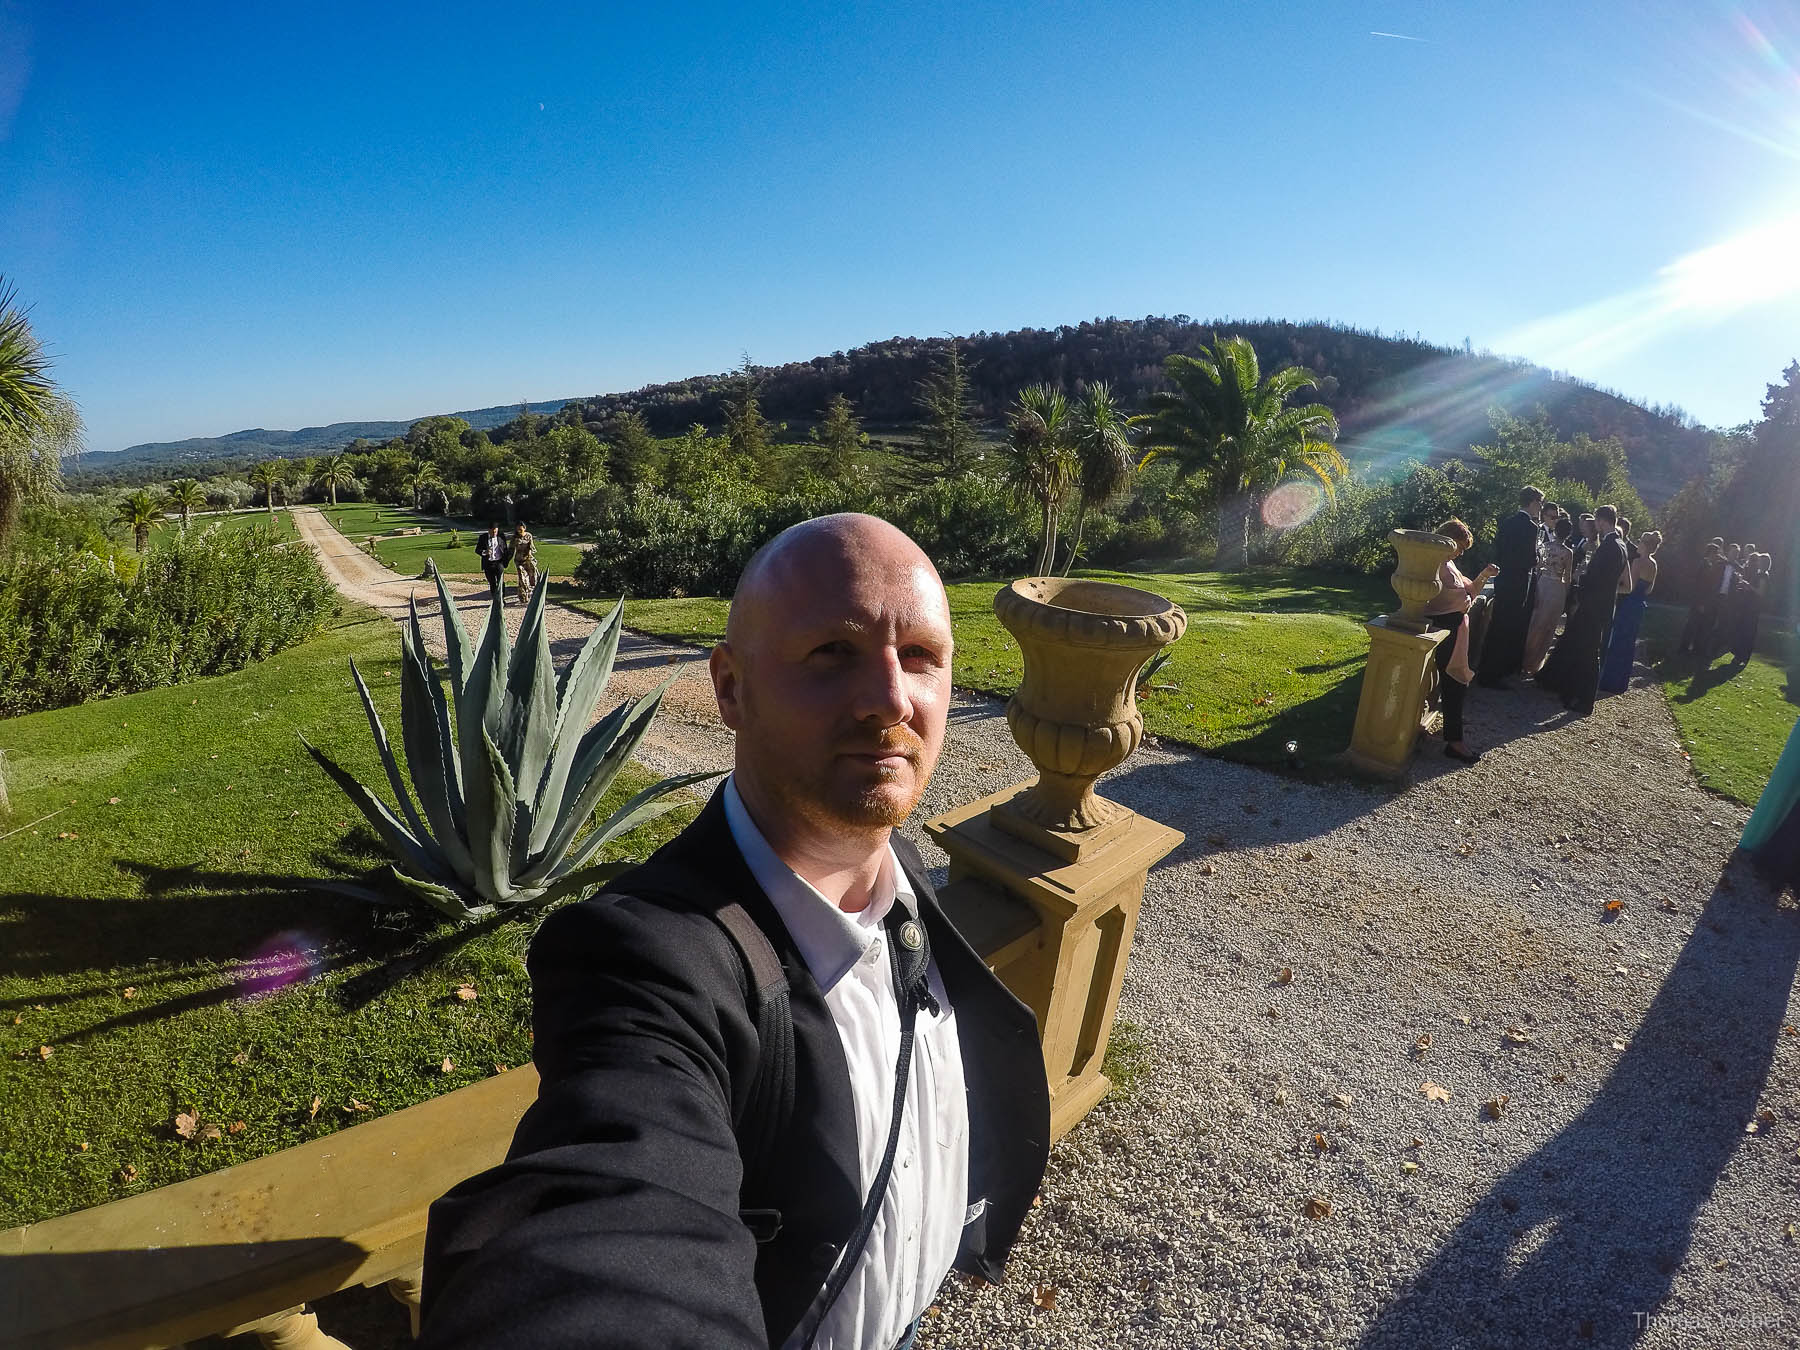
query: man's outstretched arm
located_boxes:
[419,895,766,1350]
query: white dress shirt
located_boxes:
[722,777,969,1350]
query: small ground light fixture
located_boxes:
[1285,739,1302,770]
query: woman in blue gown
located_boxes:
[1599,530,1660,693]
[1742,708,1800,887]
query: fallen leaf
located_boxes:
[10,1014,19,1026]
[201,1125,222,1142]
[1413,1033,1432,1055]
[1311,1133,1329,1154]
[454,984,478,1002]
[1611,1040,1629,1052]
[37,1044,52,1061]
[1747,1107,1777,1135]
[1199,862,1216,876]
[116,1164,138,1183]
[1551,1072,1568,1084]
[1484,1095,1511,1120]
[1784,1025,1798,1038]
[232,1049,249,1066]
[308,1095,321,1120]
[1503,1026,1532,1046]
[1331,1093,1353,1109]
[1612,965,1629,976]
[1275,967,1294,985]
[1303,1196,1333,1220]
[77,1141,89,1151]
[1603,899,1624,917]
[1454,1014,1471,1026]
[1659,897,1678,913]
[1408,1137,1423,1149]
[56,831,77,840]
[1786,1223,1796,1243]
[228,1120,246,1135]
[441,1056,455,1074]
[122,987,136,1000]
[1421,1081,1451,1103]
[173,1111,199,1140]
[107,796,121,805]
[1401,1160,1419,1174]
[1032,1284,1057,1311]
[1264,1005,1280,1020]
[344,1098,371,1113]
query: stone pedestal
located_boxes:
[1344,617,1449,777]
[926,779,1183,1141]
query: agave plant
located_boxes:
[301,566,716,920]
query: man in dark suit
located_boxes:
[418,514,1050,1350]
[1557,504,1630,715]
[1477,486,1545,688]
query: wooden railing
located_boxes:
[1,1067,539,1350]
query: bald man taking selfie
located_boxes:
[419,515,1051,1349]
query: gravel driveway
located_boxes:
[295,508,1799,1349]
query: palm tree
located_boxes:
[250,460,288,518]
[114,489,165,553]
[1132,335,1345,570]
[312,452,354,507]
[0,279,81,550]
[406,462,444,513]
[1062,382,1139,574]
[1002,384,1078,576]
[164,478,205,529]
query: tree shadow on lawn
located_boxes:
[0,845,506,1043]
[1358,871,1800,1349]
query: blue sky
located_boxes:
[5,1,1800,452]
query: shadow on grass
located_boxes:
[1358,868,1800,1349]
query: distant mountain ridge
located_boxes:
[84,399,570,474]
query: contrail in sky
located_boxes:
[1370,30,1429,42]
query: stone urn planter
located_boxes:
[990,577,1187,862]
[1385,528,1458,632]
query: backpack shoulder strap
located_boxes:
[611,861,795,1186]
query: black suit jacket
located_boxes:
[418,789,1051,1348]
[1493,510,1540,606]
[1579,532,1629,616]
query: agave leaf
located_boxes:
[431,563,475,702]
[471,724,518,903]
[410,598,466,835]
[455,588,509,781]
[398,614,475,885]
[552,769,721,877]
[348,656,429,845]
[530,598,625,853]
[516,675,679,886]
[531,689,631,857]
[298,735,450,884]
[499,579,558,804]
[391,866,494,921]
[528,859,635,909]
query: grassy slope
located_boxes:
[0,605,696,1226]
[1643,608,1799,806]
[147,509,298,545]
[571,567,1394,768]
[321,503,585,580]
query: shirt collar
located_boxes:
[722,775,911,994]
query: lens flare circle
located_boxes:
[1262,481,1326,530]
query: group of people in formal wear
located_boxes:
[1675,537,1775,667]
[474,521,540,605]
[1422,487,1663,764]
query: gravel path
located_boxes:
[295,508,1799,1349]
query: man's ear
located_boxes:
[710,641,744,731]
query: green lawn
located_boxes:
[0,604,697,1226]
[570,567,1395,769]
[147,509,298,545]
[1645,607,1799,806]
[319,503,586,581]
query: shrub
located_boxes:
[888,474,1036,577]
[0,522,337,716]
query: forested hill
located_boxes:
[85,399,568,476]
[570,318,1714,505]
[88,318,1714,504]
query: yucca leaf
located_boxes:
[500,578,558,803]
[516,675,678,886]
[431,563,475,702]
[347,656,429,845]
[398,614,475,885]
[552,769,721,877]
[530,598,625,855]
[298,735,449,884]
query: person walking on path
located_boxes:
[1600,530,1661,692]
[1547,504,1630,716]
[510,522,539,606]
[1523,516,1575,675]
[1478,486,1544,688]
[476,522,511,604]
[1423,518,1496,764]
[419,513,1050,1350]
